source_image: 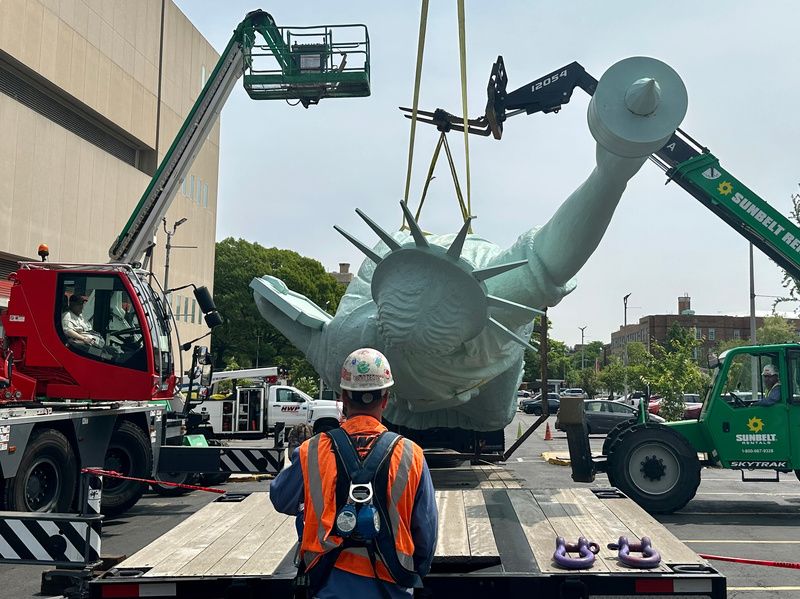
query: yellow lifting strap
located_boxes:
[403,0,473,231]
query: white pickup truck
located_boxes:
[195,368,341,438]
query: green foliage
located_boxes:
[571,340,604,370]
[211,238,346,373]
[568,367,599,397]
[293,375,319,397]
[755,315,798,345]
[598,357,626,395]
[645,334,706,422]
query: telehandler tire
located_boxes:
[607,423,700,514]
[602,418,638,457]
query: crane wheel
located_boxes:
[3,429,77,512]
[101,421,152,517]
[199,439,232,486]
[150,471,197,496]
[607,423,700,514]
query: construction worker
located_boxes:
[758,364,782,406]
[270,348,437,598]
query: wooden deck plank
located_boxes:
[506,489,561,573]
[237,516,299,575]
[600,496,708,566]
[201,508,291,576]
[145,494,269,576]
[118,499,236,569]
[434,491,470,560]
[533,490,609,572]
[175,498,289,576]
[463,490,498,558]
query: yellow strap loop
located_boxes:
[402,0,430,228]
[457,0,471,221]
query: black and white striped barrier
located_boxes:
[157,446,284,474]
[0,469,103,568]
[0,512,102,567]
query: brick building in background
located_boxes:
[610,295,800,363]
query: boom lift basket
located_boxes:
[242,23,370,106]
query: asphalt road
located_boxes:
[5,412,800,597]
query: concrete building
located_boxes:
[0,0,220,361]
[610,295,800,362]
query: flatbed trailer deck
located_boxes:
[91,466,725,598]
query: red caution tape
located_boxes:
[698,553,800,570]
[81,467,225,494]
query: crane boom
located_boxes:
[109,10,370,265]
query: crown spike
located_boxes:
[447,216,475,259]
[473,259,528,282]
[400,201,429,248]
[487,295,545,321]
[334,225,383,264]
[356,208,402,251]
[488,317,538,352]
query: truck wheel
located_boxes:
[607,424,700,514]
[101,421,152,517]
[199,439,232,486]
[150,472,197,496]
[4,429,77,512]
[313,419,340,434]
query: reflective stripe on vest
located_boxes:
[299,426,423,583]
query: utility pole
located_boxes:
[623,292,631,397]
[579,326,587,371]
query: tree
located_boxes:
[598,357,626,395]
[773,187,800,313]
[755,314,798,345]
[211,238,346,372]
[571,340,604,370]
[645,335,706,421]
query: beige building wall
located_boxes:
[0,0,220,368]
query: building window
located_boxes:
[191,299,197,324]
[203,183,209,207]
[174,295,181,320]
[708,328,716,341]
[734,329,741,340]
[695,327,702,340]
[184,297,190,322]
[189,175,195,199]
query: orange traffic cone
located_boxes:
[544,422,553,441]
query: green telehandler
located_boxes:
[563,344,800,513]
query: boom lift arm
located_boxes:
[109,10,370,265]
[410,56,800,281]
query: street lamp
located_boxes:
[623,293,631,397]
[578,326,587,370]
[162,217,189,292]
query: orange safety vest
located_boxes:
[298,414,425,584]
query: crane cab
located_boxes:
[2,263,175,403]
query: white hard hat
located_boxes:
[762,364,778,376]
[340,348,394,392]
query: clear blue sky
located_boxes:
[174,1,800,347]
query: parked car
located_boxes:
[648,393,703,419]
[560,388,588,399]
[616,391,649,408]
[520,393,560,415]
[556,399,664,435]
